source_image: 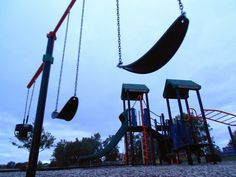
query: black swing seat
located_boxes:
[14,124,33,139]
[119,14,189,74]
[51,96,79,121]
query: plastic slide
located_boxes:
[79,111,128,161]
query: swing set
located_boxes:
[22,0,189,175]
[18,0,188,123]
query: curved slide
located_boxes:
[79,111,128,161]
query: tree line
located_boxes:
[12,130,120,167]
[10,115,236,167]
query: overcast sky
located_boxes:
[1,0,236,164]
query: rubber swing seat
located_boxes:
[51,96,79,121]
[119,14,189,74]
[15,124,33,139]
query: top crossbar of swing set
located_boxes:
[27,0,76,89]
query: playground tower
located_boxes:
[121,84,156,165]
[163,79,218,164]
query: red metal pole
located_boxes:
[27,63,44,88]
[26,0,77,88]
[50,0,76,37]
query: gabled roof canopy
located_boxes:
[163,79,201,99]
[121,84,149,100]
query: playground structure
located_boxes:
[77,83,171,165]
[78,80,230,166]
[18,0,189,175]
[121,84,156,165]
[13,0,236,176]
[163,79,219,164]
[120,83,172,165]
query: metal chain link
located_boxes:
[116,0,123,66]
[26,81,36,124]
[74,0,85,96]
[23,88,30,124]
[55,12,70,111]
[177,0,185,15]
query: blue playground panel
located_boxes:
[131,108,137,127]
[171,120,193,149]
[143,108,150,127]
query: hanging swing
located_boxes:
[116,0,189,74]
[14,82,35,140]
[51,0,85,121]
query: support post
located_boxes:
[228,126,236,154]
[185,99,197,144]
[175,89,184,121]
[123,100,129,165]
[25,1,77,176]
[166,98,173,138]
[127,92,134,165]
[145,93,156,165]
[186,146,193,165]
[26,34,55,177]
[166,98,173,125]
[161,113,167,136]
[196,90,216,163]
[176,89,193,164]
[185,99,201,163]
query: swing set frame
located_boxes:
[25,0,189,176]
[26,0,76,176]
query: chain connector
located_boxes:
[117,61,123,67]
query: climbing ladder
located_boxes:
[139,95,149,165]
[190,108,236,126]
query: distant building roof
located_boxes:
[163,79,201,99]
[121,83,149,100]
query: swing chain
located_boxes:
[74,0,85,96]
[26,82,36,124]
[23,88,30,124]
[55,12,71,111]
[116,0,123,66]
[177,0,185,15]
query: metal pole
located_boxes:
[145,93,156,165]
[166,98,173,125]
[25,1,77,176]
[123,100,129,165]
[185,98,200,163]
[27,63,44,89]
[185,99,196,143]
[175,89,193,165]
[127,92,134,165]
[161,113,166,136]
[228,126,236,154]
[26,35,55,177]
[175,89,184,121]
[196,90,215,161]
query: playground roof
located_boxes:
[121,83,149,100]
[163,79,201,99]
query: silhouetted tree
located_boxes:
[174,113,221,156]
[174,113,212,145]
[11,126,55,152]
[79,133,102,156]
[51,133,102,166]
